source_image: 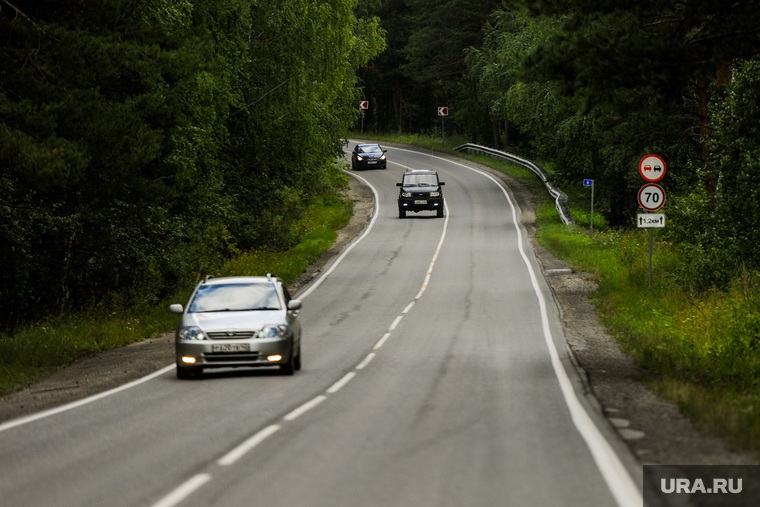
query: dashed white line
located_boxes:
[374,333,391,350]
[389,315,403,330]
[327,372,356,394]
[151,473,211,507]
[355,353,376,370]
[283,395,327,421]
[217,424,281,466]
[402,301,415,314]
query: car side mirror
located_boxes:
[288,300,302,311]
[439,182,445,186]
[383,150,387,153]
[169,304,184,314]
[396,182,403,187]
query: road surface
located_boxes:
[0,143,642,507]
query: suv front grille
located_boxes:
[412,192,430,198]
[206,331,257,340]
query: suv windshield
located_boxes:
[189,283,282,313]
[402,174,438,187]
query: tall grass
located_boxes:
[0,195,353,397]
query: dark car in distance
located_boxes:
[397,170,445,218]
[351,143,387,170]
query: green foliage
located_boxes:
[0,0,384,330]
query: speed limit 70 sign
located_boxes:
[638,183,666,211]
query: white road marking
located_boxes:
[217,424,281,466]
[150,473,211,507]
[326,372,356,393]
[0,364,176,433]
[355,353,376,370]
[373,334,391,350]
[298,171,379,300]
[389,315,403,330]
[283,395,327,421]
[388,146,643,507]
[402,302,415,314]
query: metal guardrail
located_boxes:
[454,143,574,225]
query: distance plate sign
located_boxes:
[639,154,666,182]
[638,183,666,211]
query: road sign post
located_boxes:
[438,107,448,147]
[583,179,594,237]
[359,101,368,136]
[637,155,667,288]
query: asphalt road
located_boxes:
[0,143,643,507]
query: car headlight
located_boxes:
[357,156,363,161]
[430,192,440,197]
[179,326,206,340]
[401,192,411,197]
[380,155,386,160]
[258,325,288,338]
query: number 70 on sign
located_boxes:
[638,183,666,211]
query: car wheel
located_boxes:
[176,364,201,379]
[437,207,444,218]
[399,207,406,218]
[293,341,302,371]
[280,342,296,375]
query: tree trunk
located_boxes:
[392,83,403,135]
[492,115,500,150]
[504,119,510,149]
[697,79,712,197]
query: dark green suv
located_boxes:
[397,170,445,218]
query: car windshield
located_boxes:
[358,145,382,154]
[188,283,282,313]
[402,174,438,187]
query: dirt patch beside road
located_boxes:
[1,153,756,469]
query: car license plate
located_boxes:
[368,160,377,164]
[414,200,427,204]
[212,343,250,353]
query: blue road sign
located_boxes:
[583,179,593,186]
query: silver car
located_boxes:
[169,275,302,379]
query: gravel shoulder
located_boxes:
[1,153,755,469]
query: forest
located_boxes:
[0,0,384,330]
[356,0,760,291]
[2,0,760,332]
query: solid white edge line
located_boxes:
[150,473,211,507]
[298,170,379,300]
[355,353,376,370]
[389,146,642,507]
[327,372,356,394]
[373,334,391,350]
[283,395,327,421]
[217,424,281,466]
[389,315,403,331]
[0,363,176,433]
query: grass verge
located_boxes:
[0,194,353,397]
